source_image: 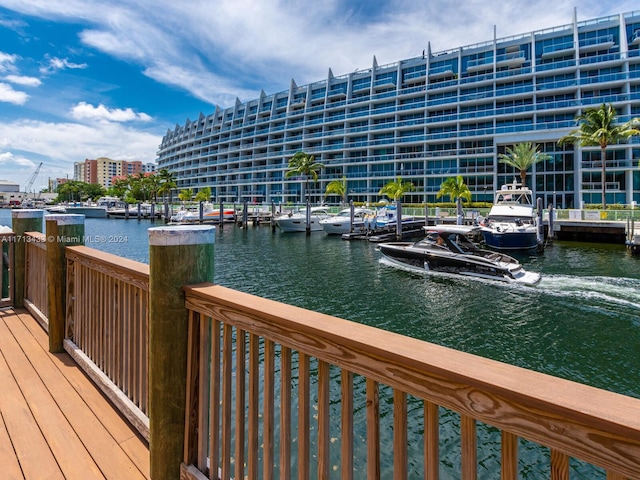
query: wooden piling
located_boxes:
[219,202,224,229]
[305,199,311,236]
[242,200,248,228]
[349,200,355,233]
[396,200,403,241]
[45,214,84,353]
[148,225,215,480]
[11,209,43,308]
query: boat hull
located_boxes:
[276,217,325,232]
[377,242,540,286]
[64,206,108,218]
[481,229,538,250]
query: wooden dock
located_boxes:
[0,307,149,480]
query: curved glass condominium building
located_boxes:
[157,10,640,208]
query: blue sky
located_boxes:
[0,0,632,192]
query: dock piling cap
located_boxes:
[11,209,45,218]
[148,225,216,246]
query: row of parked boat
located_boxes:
[273,204,425,235]
[274,181,543,286]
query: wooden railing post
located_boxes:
[45,214,84,353]
[11,209,43,308]
[148,225,215,480]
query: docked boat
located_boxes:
[319,207,374,235]
[63,196,119,218]
[480,181,540,250]
[274,206,331,232]
[377,225,541,286]
[362,204,425,232]
[170,205,236,223]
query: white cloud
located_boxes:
[0,151,36,168]
[0,119,160,167]
[40,55,88,75]
[0,83,29,104]
[0,52,18,74]
[70,102,152,123]
[1,0,632,107]
[4,75,42,87]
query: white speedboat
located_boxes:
[319,207,374,235]
[480,180,540,250]
[377,225,541,286]
[275,206,331,232]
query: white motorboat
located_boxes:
[363,205,423,232]
[319,207,374,235]
[275,206,331,232]
[480,180,540,250]
[377,225,541,286]
[170,205,236,223]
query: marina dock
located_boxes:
[2,210,640,478]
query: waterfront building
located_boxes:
[157,10,640,208]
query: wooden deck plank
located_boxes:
[6,310,148,480]
[0,313,105,479]
[0,412,25,480]
[0,316,65,480]
[18,308,150,472]
[0,308,149,480]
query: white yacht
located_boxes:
[319,207,374,235]
[275,206,331,232]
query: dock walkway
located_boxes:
[0,307,149,480]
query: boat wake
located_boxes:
[536,274,640,312]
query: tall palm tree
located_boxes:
[178,188,193,202]
[157,168,177,203]
[498,142,551,187]
[378,176,415,201]
[194,186,211,203]
[437,176,472,225]
[325,176,348,205]
[285,151,325,203]
[558,103,640,209]
[436,175,472,203]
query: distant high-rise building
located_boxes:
[73,158,146,188]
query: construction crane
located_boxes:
[24,162,43,196]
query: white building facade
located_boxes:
[157,10,640,208]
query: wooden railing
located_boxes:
[23,232,48,324]
[182,283,640,480]
[64,245,150,439]
[0,231,14,308]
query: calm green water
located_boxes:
[3,211,639,478]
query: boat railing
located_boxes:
[181,283,640,480]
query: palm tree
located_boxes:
[437,175,472,202]
[157,168,177,203]
[558,103,640,209]
[378,176,415,201]
[194,186,211,203]
[178,188,193,202]
[325,176,348,205]
[498,142,551,187]
[437,176,472,225]
[285,151,325,203]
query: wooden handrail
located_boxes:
[65,245,150,439]
[183,282,640,479]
